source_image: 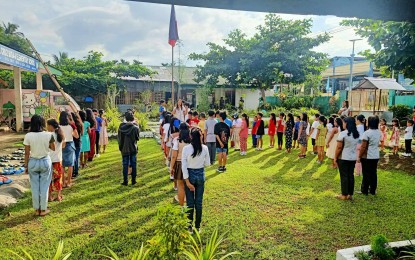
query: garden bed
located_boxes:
[336,239,415,260]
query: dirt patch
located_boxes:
[379,152,415,175]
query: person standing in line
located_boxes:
[198,112,206,142]
[256,113,265,151]
[334,117,360,201]
[326,116,334,145]
[190,111,200,128]
[276,113,285,150]
[308,114,320,155]
[338,100,351,117]
[46,119,65,202]
[379,118,387,152]
[170,123,190,206]
[214,111,231,173]
[93,109,103,158]
[355,115,366,176]
[326,117,344,168]
[268,113,277,148]
[173,98,186,122]
[293,116,301,149]
[24,115,55,216]
[86,109,97,161]
[204,110,217,165]
[186,111,193,125]
[284,113,294,153]
[239,113,249,155]
[297,113,308,158]
[59,111,79,188]
[79,111,91,169]
[98,109,109,154]
[315,116,328,164]
[181,127,210,234]
[403,119,414,157]
[358,116,381,195]
[219,97,225,110]
[231,114,242,151]
[159,100,166,124]
[252,115,259,148]
[390,119,400,155]
[71,112,83,178]
[118,112,140,186]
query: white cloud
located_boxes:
[0,0,373,66]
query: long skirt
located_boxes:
[88,128,96,160]
[232,128,241,149]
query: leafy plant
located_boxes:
[106,106,122,134]
[147,204,190,260]
[388,104,411,121]
[355,250,371,260]
[197,85,213,114]
[182,228,240,260]
[100,244,149,260]
[371,234,395,260]
[399,250,415,259]
[134,111,149,131]
[6,240,71,260]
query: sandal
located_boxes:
[335,194,348,200]
[0,175,12,184]
[39,209,50,216]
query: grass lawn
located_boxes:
[1,137,415,259]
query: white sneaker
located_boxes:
[402,153,410,157]
[240,152,244,156]
[170,175,174,180]
[96,154,100,158]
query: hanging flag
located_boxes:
[168,5,179,47]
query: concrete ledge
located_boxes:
[336,240,415,260]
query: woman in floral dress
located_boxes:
[285,113,294,153]
[297,113,309,158]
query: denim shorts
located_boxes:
[256,135,263,139]
[216,148,228,153]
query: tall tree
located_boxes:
[0,21,32,55]
[1,22,24,37]
[190,14,330,101]
[52,52,69,67]
[341,19,415,78]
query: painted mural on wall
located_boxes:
[22,90,50,118]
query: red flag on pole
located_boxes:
[168,5,179,47]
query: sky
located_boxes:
[0,0,373,67]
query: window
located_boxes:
[129,92,141,104]
[115,92,125,105]
[154,91,163,103]
[54,96,67,106]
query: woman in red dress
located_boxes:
[268,113,277,148]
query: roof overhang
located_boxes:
[353,77,406,91]
[128,0,415,22]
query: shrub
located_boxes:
[355,250,371,260]
[389,104,411,121]
[106,106,122,134]
[281,96,313,110]
[182,228,240,260]
[371,234,395,260]
[147,204,190,259]
[134,111,149,131]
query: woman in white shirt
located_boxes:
[24,115,55,216]
[231,114,242,151]
[181,127,211,233]
[334,117,360,201]
[46,119,66,202]
[358,116,381,195]
[59,111,79,188]
[173,98,186,122]
[170,123,191,206]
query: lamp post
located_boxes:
[348,39,362,111]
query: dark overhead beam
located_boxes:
[127,0,415,22]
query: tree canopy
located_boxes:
[341,19,415,78]
[51,51,153,96]
[189,14,330,100]
[0,22,32,55]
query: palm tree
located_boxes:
[1,22,24,37]
[52,52,69,66]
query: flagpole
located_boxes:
[171,45,175,108]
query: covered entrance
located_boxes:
[0,43,62,131]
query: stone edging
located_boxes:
[336,240,415,260]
